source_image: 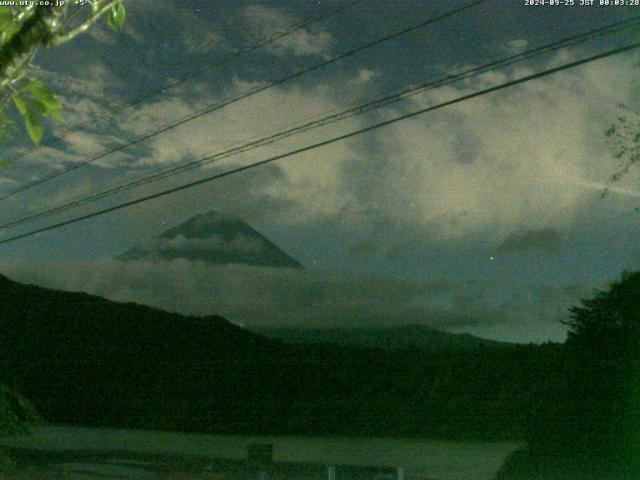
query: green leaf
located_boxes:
[24,109,43,144]
[19,78,64,121]
[12,92,47,144]
[107,2,126,30]
[11,80,63,145]
[0,8,18,47]
[12,94,27,116]
[0,6,12,22]
[21,78,50,98]
[0,24,17,48]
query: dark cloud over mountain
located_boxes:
[497,227,565,254]
[0,258,573,342]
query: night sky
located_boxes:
[1,0,640,342]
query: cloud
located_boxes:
[99,78,363,229]
[0,177,18,188]
[349,69,377,84]
[332,50,638,244]
[57,48,636,261]
[0,259,578,341]
[497,227,565,254]
[136,233,266,256]
[171,13,223,56]
[113,48,632,256]
[121,2,223,55]
[25,177,94,213]
[244,5,334,58]
[504,39,528,54]
[4,29,637,299]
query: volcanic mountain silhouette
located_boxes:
[120,210,302,268]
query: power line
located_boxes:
[1,40,637,246]
[2,0,362,166]
[2,15,637,231]
[0,0,490,202]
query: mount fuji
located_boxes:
[119,210,302,268]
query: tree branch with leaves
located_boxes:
[603,104,640,194]
[0,0,125,145]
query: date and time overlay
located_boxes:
[0,0,639,7]
[525,0,640,5]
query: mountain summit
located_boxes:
[119,210,302,268]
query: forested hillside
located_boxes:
[0,272,558,440]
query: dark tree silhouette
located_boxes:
[499,271,640,479]
[562,271,640,464]
[565,270,640,348]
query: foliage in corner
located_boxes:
[564,269,640,347]
[11,78,63,145]
[604,104,640,197]
[0,1,126,148]
[106,1,126,31]
[0,8,15,47]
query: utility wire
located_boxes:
[1,40,637,246]
[2,15,637,231]
[2,0,362,166]
[0,0,490,202]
